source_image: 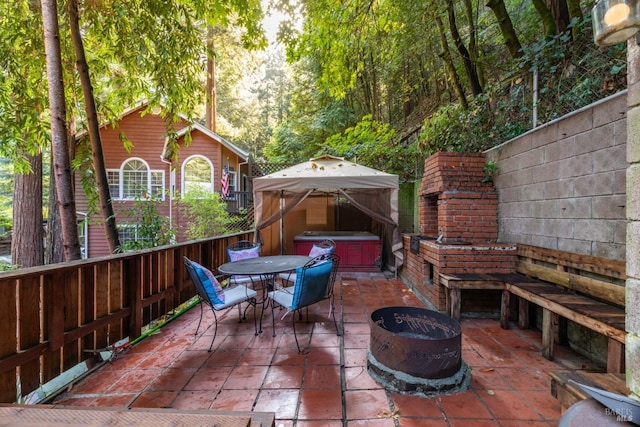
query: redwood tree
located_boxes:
[68,0,120,253]
[40,0,81,261]
[11,153,44,267]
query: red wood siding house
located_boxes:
[75,105,249,258]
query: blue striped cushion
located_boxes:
[191,261,225,305]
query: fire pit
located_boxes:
[367,306,470,396]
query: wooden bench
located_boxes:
[439,244,626,373]
[0,405,276,426]
[549,370,628,413]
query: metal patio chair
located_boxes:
[278,239,336,286]
[226,240,264,286]
[268,253,340,353]
[183,256,258,352]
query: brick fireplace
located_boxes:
[403,152,516,313]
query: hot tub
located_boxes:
[294,231,382,271]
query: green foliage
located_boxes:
[120,196,175,251]
[516,15,626,124]
[263,123,308,163]
[0,262,18,272]
[0,1,49,172]
[483,161,498,183]
[417,15,625,160]
[325,115,420,181]
[178,190,235,240]
[418,95,526,156]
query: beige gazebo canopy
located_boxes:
[253,155,403,269]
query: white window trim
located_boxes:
[107,157,165,201]
[117,223,149,251]
[224,168,238,200]
[181,155,214,195]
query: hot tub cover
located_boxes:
[253,155,402,269]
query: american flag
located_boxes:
[221,161,230,198]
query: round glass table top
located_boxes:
[218,255,312,275]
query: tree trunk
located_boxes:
[68,0,121,254]
[486,0,523,59]
[45,155,65,264]
[369,51,380,121]
[206,26,217,132]
[47,113,78,264]
[566,0,583,40]
[462,0,484,88]
[40,0,82,261]
[435,15,468,109]
[533,0,557,37]
[545,0,570,34]
[446,0,482,96]
[12,153,44,268]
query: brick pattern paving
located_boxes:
[53,272,597,426]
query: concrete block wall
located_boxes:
[485,92,628,261]
[625,40,640,400]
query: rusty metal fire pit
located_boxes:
[367,306,470,396]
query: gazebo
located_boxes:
[252,155,403,271]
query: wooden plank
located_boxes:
[48,272,65,351]
[0,405,275,427]
[42,273,62,385]
[0,343,47,374]
[63,269,80,373]
[608,339,625,374]
[537,294,625,327]
[126,257,143,340]
[518,297,529,329]
[449,288,461,320]
[438,273,506,290]
[500,290,510,329]
[550,371,628,412]
[19,276,42,397]
[81,265,97,368]
[517,244,626,279]
[445,287,452,318]
[516,261,625,307]
[507,284,626,343]
[95,263,110,350]
[0,277,18,403]
[109,260,125,340]
[542,308,554,360]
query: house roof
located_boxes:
[174,121,249,161]
[76,102,250,162]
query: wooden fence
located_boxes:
[0,231,254,403]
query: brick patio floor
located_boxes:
[52,272,597,426]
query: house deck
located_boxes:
[45,272,598,426]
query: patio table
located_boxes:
[218,255,312,332]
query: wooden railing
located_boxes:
[0,231,255,403]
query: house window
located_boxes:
[227,167,237,195]
[182,156,214,195]
[117,224,150,251]
[77,212,88,259]
[107,158,165,200]
[107,170,119,198]
[223,166,237,200]
[150,171,164,198]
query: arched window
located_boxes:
[182,155,214,195]
[107,158,164,200]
